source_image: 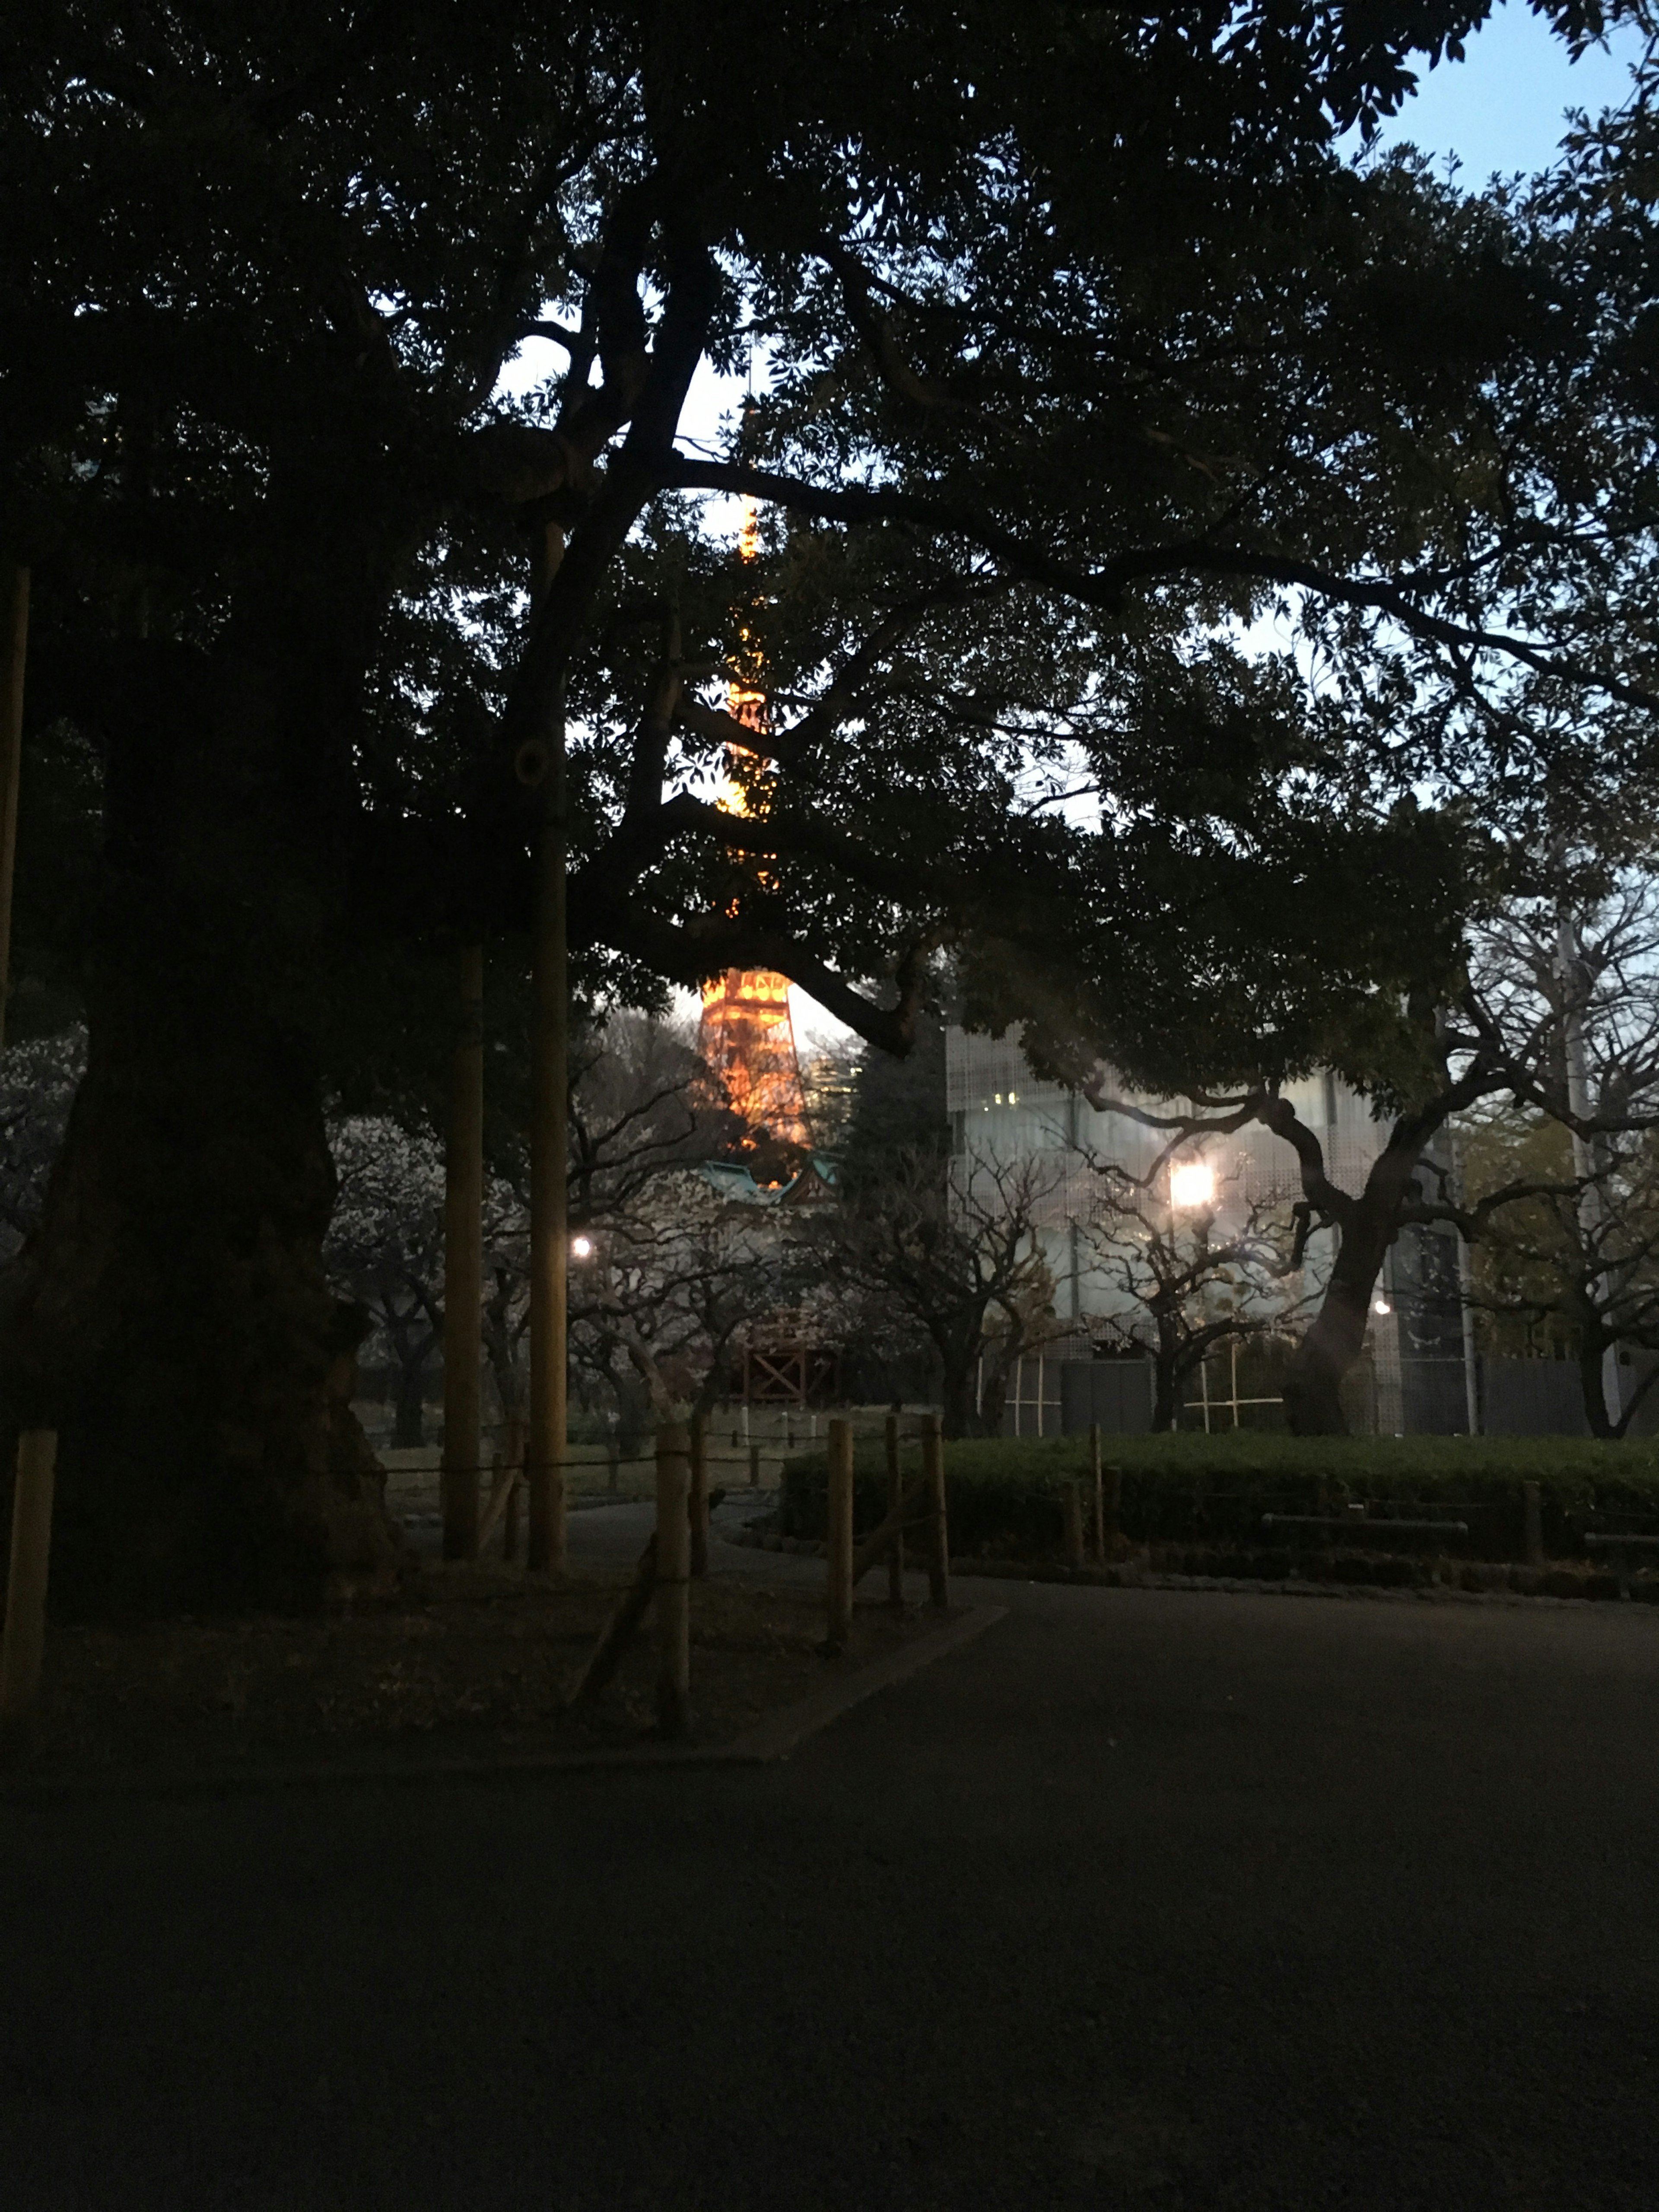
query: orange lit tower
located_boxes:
[697,499,811,1154]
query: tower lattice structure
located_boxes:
[697,500,810,1156]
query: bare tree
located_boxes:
[324,1118,447,1447]
[1452,877,1659,1434]
[0,1028,85,1262]
[569,1172,788,1424]
[815,1145,1063,1437]
[1082,1151,1311,1431]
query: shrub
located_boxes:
[778,1432,1659,1564]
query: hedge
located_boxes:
[777,1431,1659,1566]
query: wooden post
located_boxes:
[655,1421,691,1738]
[923,1412,949,1611]
[509,1413,526,1551]
[527,677,569,1576]
[826,1417,854,1652]
[0,565,29,1052]
[748,1441,761,1489]
[885,1412,904,1609]
[1090,1424,1105,1563]
[689,1413,710,1579]
[1102,1460,1121,1551]
[1064,1480,1086,1570]
[1523,1479,1544,1567]
[441,943,484,1560]
[0,1428,56,1757]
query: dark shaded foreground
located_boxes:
[2,1539,1656,2210]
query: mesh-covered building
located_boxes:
[945,1025,1442,1433]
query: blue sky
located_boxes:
[1362,1,1647,179]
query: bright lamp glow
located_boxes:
[1373,1296,1391,1316]
[1169,1161,1215,1209]
[571,1234,594,1259]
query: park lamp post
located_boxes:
[1169,1159,1215,1211]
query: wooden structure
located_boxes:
[740,1312,840,1406]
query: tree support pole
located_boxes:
[884,1412,904,1610]
[0,564,29,1053]
[689,1413,709,1578]
[528,528,569,1575]
[923,1413,949,1610]
[442,943,484,1560]
[0,1429,56,1759]
[655,1423,691,1738]
[825,1417,854,1652]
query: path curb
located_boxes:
[0,1604,1007,1804]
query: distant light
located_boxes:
[1373,1297,1391,1316]
[571,1235,594,1259]
[1169,1161,1215,1209]
[1008,1090,1019,1104]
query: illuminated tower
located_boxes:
[697,499,811,1156]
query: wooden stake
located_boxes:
[442,943,484,1560]
[885,1411,904,1609]
[0,564,29,1054]
[655,1421,692,1738]
[923,1412,949,1611]
[566,1533,657,1708]
[503,1465,522,1562]
[0,1428,56,1758]
[1090,1423,1105,1563]
[527,686,569,1575]
[1064,1480,1085,1570]
[689,1413,710,1578]
[851,1475,929,1589]
[748,1441,761,1489]
[477,1417,527,1556]
[826,1417,854,1652]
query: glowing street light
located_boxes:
[1372,1296,1391,1316]
[571,1234,594,1260]
[1169,1160,1215,1210]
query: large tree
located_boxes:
[3,0,1649,1605]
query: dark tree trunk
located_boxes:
[1,640,409,1615]
[939,1345,979,1440]
[1271,1089,1465,1439]
[391,1345,432,1450]
[1153,1317,1182,1433]
[1281,1261,1380,1434]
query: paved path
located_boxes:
[3,1529,1657,2209]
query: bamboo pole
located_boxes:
[526,524,569,1573]
[0,1428,56,1758]
[655,1421,691,1738]
[441,943,484,1560]
[689,1413,709,1578]
[1090,1423,1105,1563]
[0,564,29,1053]
[923,1412,949,1611]
[885,1411,904,1609]
[825,1417,854,1652]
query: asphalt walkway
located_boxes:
[2,1519,1656,2209]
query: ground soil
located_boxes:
[14,1565,938,1783]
